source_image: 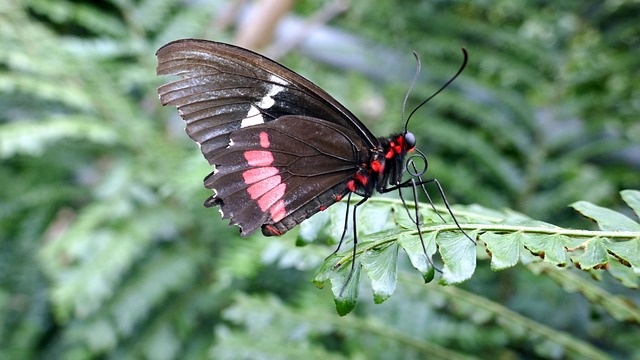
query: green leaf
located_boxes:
[314,258,360,316]
[607,260,639,289]
[569,237,609,270]
[482,231,522,270]
[604,238,640,273]
[393,203,420,230]
[361,242,398,304]
[520,233,570,266]
[397,231,436,282]
[331,260,361,316]
[621,190,640,220]
[357,202,395,234]
[570,200,640,231]
[311,254,340,288]
[437,230,478,284]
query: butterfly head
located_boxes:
[404,132,416,151]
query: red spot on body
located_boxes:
[257,183,286,212]
[270,199,286,222]
[247,175,281,200]
[371,160,382,173]
[385,148,395,159]
[347,180,356,192]
[259,131,270,148]
[356,171,368,186]
[335,195,343,201]
[244,150,274,166]
[242,167,278,184]
[320,206,327,211]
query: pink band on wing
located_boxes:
[270,200,286,222]
[244,150,274,166]
[242,167,279,185]
[247,175,281,200]
[257,183,286,212]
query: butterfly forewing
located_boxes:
[156,39,378,162]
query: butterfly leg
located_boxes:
[327,192,352,259]
[382,178,475,244]
[427,178,475,245]
[340,196,368,296]
[394,179,440,271]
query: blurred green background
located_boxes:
[1,0,639,359]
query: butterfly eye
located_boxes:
[404,132,416,149]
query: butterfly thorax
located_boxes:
[346,132,416,197]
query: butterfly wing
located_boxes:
[204,115,369,236]
[156,39,379,236]
[156,39,378,162]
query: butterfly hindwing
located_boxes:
[204,116,369,236]
[156,39,378,165]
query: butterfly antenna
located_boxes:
[404,48,468,133]
[401,52,422,134]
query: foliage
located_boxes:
[1,0,639,359]
[310,191,640,315]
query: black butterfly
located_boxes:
[156,39,471,285]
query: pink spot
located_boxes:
[259,132,270,148]
[244,150,274,166]
[242,167,278,185]
[247,175,281,200]
[257,183,286,212]
[270,200,286,222]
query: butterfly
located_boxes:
[156,39,472,286]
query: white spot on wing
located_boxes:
[256,74,287,109]
[239,75,289,128]
[257,95,274,109]
[270,74,288,86]
[240,106,264,128]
